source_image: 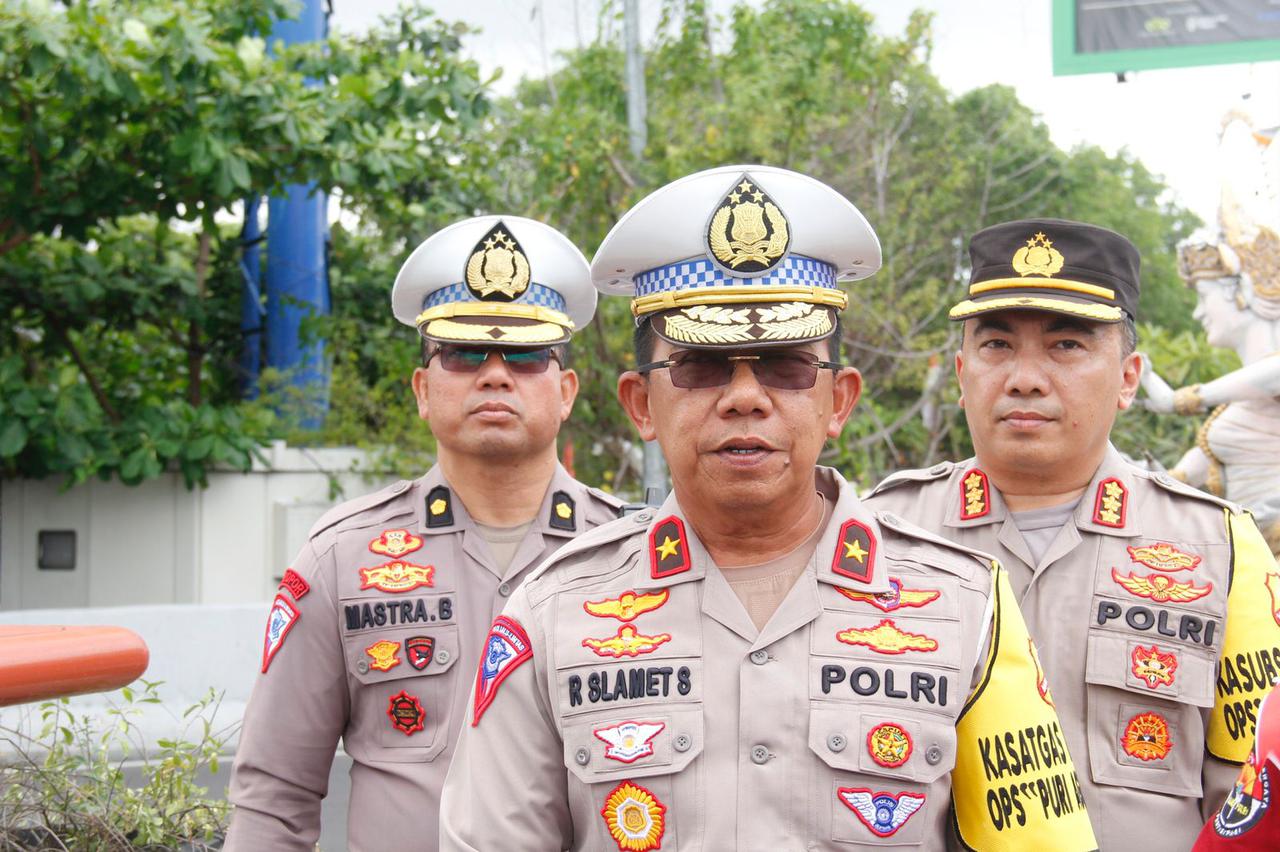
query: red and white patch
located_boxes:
[472,615,534,726]
[261,594,300,673]
[838,787,926,837]
[278,568,310,601]
[594,720,666,763]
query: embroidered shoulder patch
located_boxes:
[369,528,423,558]
[426,485,454,527]
[261,594,300,673]
[650,516,690,579]
[550,491,577,531]
[1131,644,1177,690]
[278,569,310,601]
[472,615,534,726]
[406,635,435,670]
[1122,711,1172,761]
[837,787,926,837]
[1093,477,1127,528]
[601,780,666,851]
[832,519,877,584]
[1213,748,1272,838]
[960,469,990,520]
[594,721,666,763]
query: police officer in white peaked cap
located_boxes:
[226,215,621,852]
[440,168,1097,851]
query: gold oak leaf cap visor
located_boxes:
[590,164,881,349]
[392,215,596,347]
[950,218,1141,324]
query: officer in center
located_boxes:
[865,218,1280,848]
[225,216,623,851]
[440,166,1097,850]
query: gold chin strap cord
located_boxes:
[630,285,847,317]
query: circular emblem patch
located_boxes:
[601,780,666,851]
[1121,712,1172,761]
[867,723,913,768]
[1214,752,1271,838]
[387,690,425,736]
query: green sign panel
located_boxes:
[1054,0,1280,76]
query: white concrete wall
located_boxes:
[0,442,402,610]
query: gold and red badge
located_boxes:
[1093,478,1127,528]
[368,528,424,558]
[832,519,877,584]
[836,578,939,613]
[649,516,690,579]
[387,690,425,736]
[959,469,990,520]
[365,639,401,672]
[1131,644,1178,690]
[1110,568,1212,603]
[358,560,434,593]
[867,723,913,768]
[837,619,938,655]
[584,589,670,622]
[1126,542,1201,572]
[601,780,666,851]
[583,625,673,659]
[1122,712,1172,761]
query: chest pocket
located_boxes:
[341,621,461,761]
[808,704,956,847]
[559,707,703,851]
[1083,624,1216,797]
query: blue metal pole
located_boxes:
[239,195,263,399]
[264,0,329,429]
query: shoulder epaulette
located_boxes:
[525,513,644,583]
[308,479,413,539]
[1145,470,1243,514]
[873,509,996,576]
[586,485,627,513]
[867,462,954,498]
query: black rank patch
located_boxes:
[426,485,454,528]
[406,635,435,670]
[832,519,877,584]
[704,172,791,277]
[464,221,531,302]
[649,516,691,579]
[550,491,577,531]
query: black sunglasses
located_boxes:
[426,345,560,374]
[637,350,842,390]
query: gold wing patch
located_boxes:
[583,589,671,622]
[1110,568,1213,604]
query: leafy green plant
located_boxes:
[0,680,235,850]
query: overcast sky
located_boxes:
[329,0,1280,234]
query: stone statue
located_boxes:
[1140,115,1280,556]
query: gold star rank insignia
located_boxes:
[831,519,877,584]
[549,490,576,531]
[649,516,691,579]
[959,468,990,520]
[1092,477,1127,528]
[426,485,454,528]
[1011,230,1066,278]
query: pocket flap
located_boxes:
[345,625,459,685]
[1085,631,1214,707]
[562,707,702,784]
[808,705,956,784]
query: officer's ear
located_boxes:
[616,369,656,441]
[557,365,579,423]
[411,367,431,421]
[827,366,862,439]
[954,350,965,409]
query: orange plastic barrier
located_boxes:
[0,625,149,707]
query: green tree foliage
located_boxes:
[468,0,1202,490]
[0,0,489,486]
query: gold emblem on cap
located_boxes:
[1011,232,1064,277]
[706,174,790,276]
[465,222,531,301]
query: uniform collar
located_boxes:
[411,463,586,537]
[942,447,1142,538]
[640,467,892,594]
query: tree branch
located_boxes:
[48,318,121,424]
[188,229,212,407]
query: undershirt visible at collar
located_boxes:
[1009,499,1080,568]
[722,494,833,632]
[473,520,535,576]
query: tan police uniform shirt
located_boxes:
[866,445,1280,850]
[440,467,1097,851]
[224,464,622,852]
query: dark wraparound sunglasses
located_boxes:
[636,350,842,390]
[426,345,560,374]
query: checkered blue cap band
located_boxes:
[423,281,567,313]
[634,254,837,297]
